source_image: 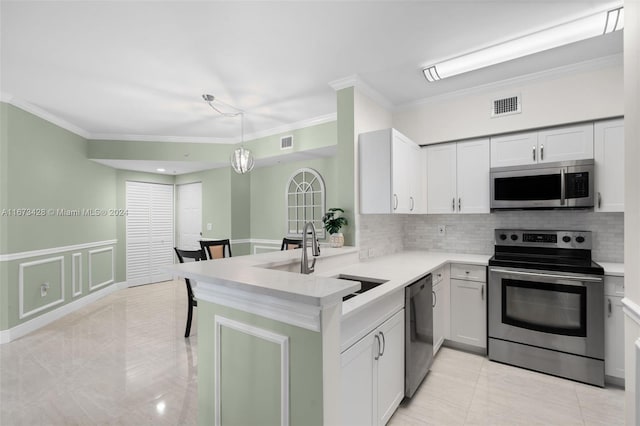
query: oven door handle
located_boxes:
[490,268,603,283]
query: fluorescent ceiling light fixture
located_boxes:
[423,6,624,82]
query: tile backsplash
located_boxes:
[359,211,624,262]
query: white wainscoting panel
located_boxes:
[88,247,115,291]
[19,256,65,319]
[72,252,82,297]
[214,315,290,426]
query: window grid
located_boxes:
[285,169,325,238]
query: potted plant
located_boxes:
[322,208,348,248]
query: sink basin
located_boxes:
[334,274,389,301]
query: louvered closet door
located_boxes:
[126,181,174,286]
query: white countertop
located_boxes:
[167,246,361,307]
[319,251,491,318]
[597,262,624,276]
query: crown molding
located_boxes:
[242,113,337,142]
[328,74,393,110]
[88,133,236,144]
[1,92,92,139]
[397,53,623,110]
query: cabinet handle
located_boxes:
[481,285,484,300]
[532,146,536,161]
[458,198,461,212]
[452,197,455,212]
[379,331,386,357]
[540,144,544,161]
[608,298,612,317]
[409,196,415,211]
[393,194,398,210]
[374,334,381,360]
[432,290,437,308]
[598,192,602,209]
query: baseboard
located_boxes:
[0,281,128,344]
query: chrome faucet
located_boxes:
[301,221,321,274]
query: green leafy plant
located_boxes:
[322,208,348,235]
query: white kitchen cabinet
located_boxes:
[426,138,490,214]
[341,309,404,426]
[595,119,624,212]
[450,264,486,350]
[432,266,450,355]
[604,275,625,381]
[360,129,423,214]
[491,123,594,167]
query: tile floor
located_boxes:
[1,280,625,425]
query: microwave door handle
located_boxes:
[560,168,566,205]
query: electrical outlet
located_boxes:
[40,282,49,297]
[368,248,375,258]
[207,223,212,231]
[438,225,446,236]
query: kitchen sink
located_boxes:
[334,274,389,301]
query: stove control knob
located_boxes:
[510,234,518,241]
[499,234,507,241]
[562,236,571,243]
[576,236,585,243]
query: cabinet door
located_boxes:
[359,129,393,214]
[377,309,405,426]
[595,119,624,212]
[407,143,423,214]
[456,138,490,214]
[392,132,411,214]
[341,330,377,426]
[450,279,486,349]
[605,295,625,379]
[537,123,594,163]
[490,131,538,167]
[426,143,457,214]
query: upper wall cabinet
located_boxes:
[491,123,594,168]
[426,138,490,214]
[594,118,624,212]
[360,129,423,214]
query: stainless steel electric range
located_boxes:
[488,229,605,387]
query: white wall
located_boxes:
[624,0,640,424]
[393,61,624,145]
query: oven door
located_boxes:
[488,267,604,359]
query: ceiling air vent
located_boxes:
[280,135,293,150]
[491,95,521,118]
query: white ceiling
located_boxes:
[0,1,624,145]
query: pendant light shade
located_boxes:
[202,93,256,174]
[230,147,255,174]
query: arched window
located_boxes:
[286,168,325,238]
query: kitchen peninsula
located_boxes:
[168,246,491,425]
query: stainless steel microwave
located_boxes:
[490,159,594,210]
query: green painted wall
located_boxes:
[2,104,117,252]
[336,88,356,246]
[249,157,338,241]
[88,139,234,163]
[198,301,324,426]
[0,103,120,330]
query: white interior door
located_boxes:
[126,181,174,287]
[177,182,202,250]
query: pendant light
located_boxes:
[202,94,255,174]
[230,113,255,174]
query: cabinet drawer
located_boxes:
[604,275,624,297]
[432,267,445,285]
[450,264,486,282]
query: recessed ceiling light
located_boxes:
[157,168,166,172]
[422,5,624,82]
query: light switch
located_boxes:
[207,223,212,231]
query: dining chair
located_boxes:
[200,239,232,260]
[281,237,303,250]
[174,247,206,338]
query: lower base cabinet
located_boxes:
[432,268,450,355]
[449,264,487,350]
[341,309,405,426]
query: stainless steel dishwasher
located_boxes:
[405,274,433,398]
